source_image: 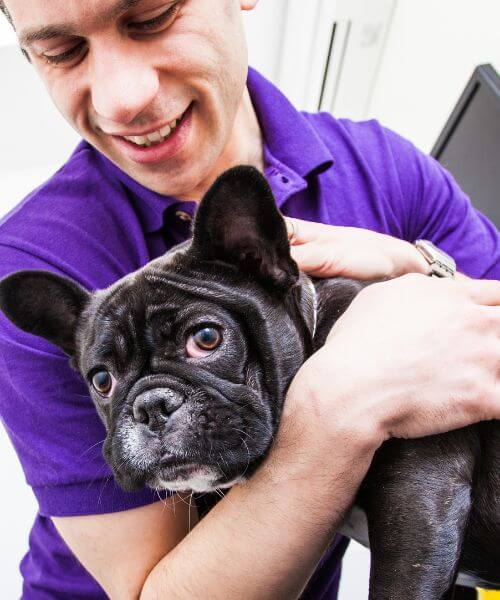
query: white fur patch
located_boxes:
[119,420,158,471]
[154,469,244,493]
[156,467,222,493]
[305,277,318,337]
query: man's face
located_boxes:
[6,0,256,195]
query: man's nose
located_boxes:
[133,388,184,430]
[89,45,159,124]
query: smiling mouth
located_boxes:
[116,103,192,148]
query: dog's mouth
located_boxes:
[147,456,226,492]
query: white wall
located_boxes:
[0,11,16,47]
[242,0,287,83]
[367,0,500,152]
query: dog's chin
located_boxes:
[148,463,246,493]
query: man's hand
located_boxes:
[280,274,500,458]
[285,217,430,279]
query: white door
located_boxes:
[277,0,397,118]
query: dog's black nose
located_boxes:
[133,388,183,429]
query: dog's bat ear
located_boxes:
[0,270,90,357]
[190,165,298,290]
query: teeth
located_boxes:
[147,130,162,143]
[159,124,171,137]
[123,116,181,147]
[132,135,148,145]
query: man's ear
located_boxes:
[190,165,298,290]
[240,0,259,10]
[0,270,90,357]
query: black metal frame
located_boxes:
[431,63,499,160]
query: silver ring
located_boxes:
[287,217,298,241]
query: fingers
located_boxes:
[284,217,300,244]
[458,277,500,306]
[284,217,327,245]
[289,243,326,275]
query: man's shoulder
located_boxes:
[0,142,144,289]
[299,112,426,228]
[302,111,419,170]
[1,142,115,237]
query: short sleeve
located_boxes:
[0,147,173,518]
[382,127,500,280]
[0,244,170,517]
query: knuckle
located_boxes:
[403,272,425,283]
[464,377,494,413]
[473,343,498,369]
[472,381,491,405]
[459,305,483,332]
[323,254,346,277]
[477,307,500,333]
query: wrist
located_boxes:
[393,240,431,277]
[268,362,382,483]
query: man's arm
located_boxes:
[141,424,374,600]
[53,498,196,599]
[51,274,500,600]
[53,420,373,600]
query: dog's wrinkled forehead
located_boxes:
[80,249,197,360]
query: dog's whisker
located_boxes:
[78,438,106,459]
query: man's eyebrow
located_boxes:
[18,0,143,47]
[19,26,75,47]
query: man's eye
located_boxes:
[42,41,87,66]
[128,2,181,32]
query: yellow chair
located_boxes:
[478,590,500,599]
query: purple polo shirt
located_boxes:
[1,66,499,599]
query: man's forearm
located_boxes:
[141,421,376,600]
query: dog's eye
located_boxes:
[91,370,116,397]
[186,327,222,358]
[193,327,221,350]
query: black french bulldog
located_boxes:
[0,166,498,598]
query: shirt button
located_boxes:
[175,210,192,222]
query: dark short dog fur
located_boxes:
[0,166,498,598]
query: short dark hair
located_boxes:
[0,3,30,60]
[0,2,13,26]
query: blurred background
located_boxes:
[1,0,499,597]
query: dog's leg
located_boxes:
[360,430,478,600]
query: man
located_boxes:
[0,1,499,598]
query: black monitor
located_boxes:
[431,64,500,229]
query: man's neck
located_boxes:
[176,86,264,202]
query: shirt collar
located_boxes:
[96,151,181,233]
[95,66,334,233]
[247,67,333,181]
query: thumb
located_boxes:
[290,243,340,278]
